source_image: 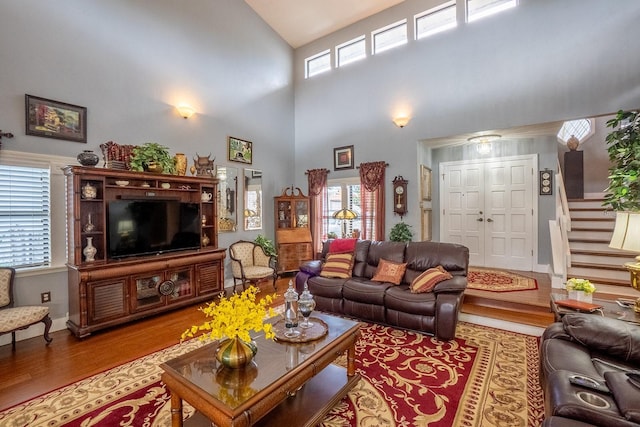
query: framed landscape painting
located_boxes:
[25,94,87,143]
[228,136,253,164]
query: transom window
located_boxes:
[305,49,331,78]
[415,1,457,39]
[336,35,366,68]
[467,0,517,22]
[0,164,51,269]
[372,20,407,55]
[557,118,594,144]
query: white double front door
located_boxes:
[440,155,536,271]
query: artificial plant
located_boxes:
[129,142,176,174]
[389,222,413,242]
[604,110,640,211]
[254,234,277,258]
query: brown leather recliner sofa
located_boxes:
[294,239,469,341]
[539,313,640,427]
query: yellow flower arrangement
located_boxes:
[181,286,276,343]
[566,278,596,294]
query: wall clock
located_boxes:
[540,169,553,195]
[392,176,408,217]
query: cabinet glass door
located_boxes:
[277,200,292,229]
[133,274,162,310]
[168,269,193,301]
[295,200,309,228]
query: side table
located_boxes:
[550,293,640,325]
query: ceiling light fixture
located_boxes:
[468,134,501,154]
[176,104,195,119]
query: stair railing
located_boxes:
[549,160,571,285]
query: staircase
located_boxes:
[567,197,635,288]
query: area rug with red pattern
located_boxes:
[0,321,544,427]
[467,267,538,292]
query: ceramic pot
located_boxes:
[77,150,100,167]
[174,153,187,176]
[83,237,97,262]
[215,337,257,369]
[83,213,95,233]
[568,290,593,303]
[202,234,210,247]
[567,135,580,151]
[145,162,163,174]
[81,182,97,199]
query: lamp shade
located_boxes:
[333,208,358,220]
[609,212,640,253]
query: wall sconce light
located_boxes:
[176,104,195,119]
[468,134,501,154]
[392,116,411,128]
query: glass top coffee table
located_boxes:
[160,312,362,427]
[550,292,640,325]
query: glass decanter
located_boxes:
[283,280,300,338]
[298,280,316,329]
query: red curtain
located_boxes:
[307,168,329,256]
[359,161,386,241]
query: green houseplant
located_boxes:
[129,142,176,174]
[254,234,277,258]
[389,222,413,242]
[603,110,640,211]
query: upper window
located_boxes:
[467,0,516,22]
[336,35,366,68]
[0,164,51,269]
[372,20,408,55]
[415,1,457,40]
[557,118,594,144]
[305,49,331,79]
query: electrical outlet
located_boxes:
[41,291,51,304]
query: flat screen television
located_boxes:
[107,199,200,259]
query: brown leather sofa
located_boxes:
[295,239,469,341]
[539,313,640,427]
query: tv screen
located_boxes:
[107,200,200,259]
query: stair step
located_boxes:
[568,266,629,282]
[568,229,613,239]
[569,219,615,230]
[568,199,607,209]
[571,250,636,265]
[462,294,554,328]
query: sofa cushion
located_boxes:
[307,275,346,299]
[371,258,407,285]
[320,253,354,279]
[329,238,357,254]
[562,314,640,364]
[385,284,436,316]
[604,371,640,423]
[410,266,453,293]
[343,278,391,305]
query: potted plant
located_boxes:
[566,278,596,302]
[389,222,413,242]
[129,142,176,174]
[603,110,640,211]
[254,234,277,258]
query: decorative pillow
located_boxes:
[329,238,357,254]
[371,258,407,285]
[319,253,354,279]
[410,265,453,293]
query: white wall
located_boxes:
[0,0,295,336]
[292,0,640,241]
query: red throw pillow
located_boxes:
[371,258,407,285]
[410,266,453,293]
[320,253,354,279]
[329,238,357,254]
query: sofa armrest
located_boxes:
[299,260,322,276]
[432,276,467,294]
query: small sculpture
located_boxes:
[190,153,215,177]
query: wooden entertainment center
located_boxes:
[64,166,225,338]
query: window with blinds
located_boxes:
[0,164,51,269]
[325,180,361,239]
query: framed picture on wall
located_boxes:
[334,145,354,170]
[25,94,87,143]
[420,165,432,201]
[421,208,432,241]
[228,136,253,164]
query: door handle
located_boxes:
[486,218,493,223]
[477,218,484,222]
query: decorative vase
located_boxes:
[83,213,95,232]
[215,337,257,369]
[566,135,580,151]
[202,234,210,247]
[83,237,97,262]
[174,153,187,176]
[81,182,97,199]
[77,150,100,167]
[145,162,163,174]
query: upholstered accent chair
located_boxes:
[229,241,277,292]
[0,267,53,350]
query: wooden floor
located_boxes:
[0,271,556,412]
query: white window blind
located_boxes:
[372,20,407,55]
[325,181,361,239]
[336,35,366,67]
[0,164,51,269]
[305,50,331,78]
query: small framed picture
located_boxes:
[540,169,553,195]
[420,165,432,201]
[228,136,253,164]
[25,94,87,143]
[421,208,432,241]
[334,145,354,170]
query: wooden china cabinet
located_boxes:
[64,166,225,338]
[274,186,313,273]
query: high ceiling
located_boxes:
[244,0,406,48]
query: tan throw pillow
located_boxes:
[371,258,407,285]
[320,253,354,279]
[410,265,453,293]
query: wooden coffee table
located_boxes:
[160,313,361,427]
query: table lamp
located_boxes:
[333,208,358,238]
[609,211,640,313]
